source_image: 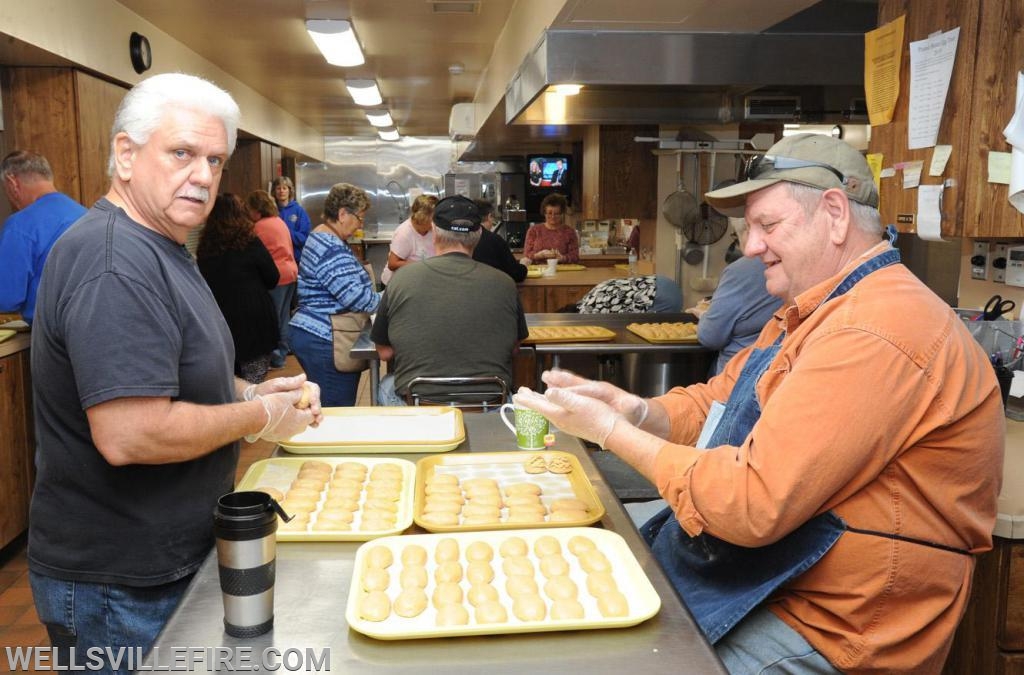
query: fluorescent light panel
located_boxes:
[551,83,582,96]
[378,128,400,141]
[366,110,394,127]
[345,79,382,106]
[306,19,364,67]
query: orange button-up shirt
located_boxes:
[653,244,1004,673]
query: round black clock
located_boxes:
[129,32,152,74]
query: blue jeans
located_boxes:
[290,326,361,406]
[716,606,842,674]
[269,283,295,354]
[377,373,408,406]
[30,571,192,675]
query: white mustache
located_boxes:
[178,188,210,203]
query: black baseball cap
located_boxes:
[433,196,481,232]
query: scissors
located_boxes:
[981,295,1016,321]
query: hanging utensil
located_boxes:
[661,154,700,230]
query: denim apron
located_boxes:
[640,248,902,644]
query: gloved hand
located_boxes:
[513,387,625,448]
[541,370,649,426]
[243,375,323,425]
[245,389,315,443]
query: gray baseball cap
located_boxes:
[705,133,878,217]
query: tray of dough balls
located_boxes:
[278,406,465,454]
[626,321,699,343]
[414,451,605,532]
[345,528,661,640]
[523,326,616,344]
[237,457,415,541]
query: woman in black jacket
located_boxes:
[197,193,280,383]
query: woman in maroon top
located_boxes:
[522,193,579,264]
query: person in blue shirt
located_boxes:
[0,151,86,323]
[272,176,312,264]
[689,218,782,374]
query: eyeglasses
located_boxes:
[346,209,365,224]
[748,154,847,186]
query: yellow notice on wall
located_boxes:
[866,153,884,189]
[864,15,905,126]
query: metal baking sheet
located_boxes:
[236,457,416,541]
[345,527,661,640]
[414,451,605,532]
[278,406,465,454]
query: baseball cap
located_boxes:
[705,133,878,217]
[433,195,481,232]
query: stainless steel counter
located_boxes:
[349,313,710,404]
[144,415,726,674]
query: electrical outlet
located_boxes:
[971,241,988,280]
[991,242,1009,283]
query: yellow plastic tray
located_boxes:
[413,451,605,532]
[278,406,465,454]
[236,457,416,541]
[524,326,616,344]
[626,322,700,343]
[345,527,661,640]
[525,269,543,278]
[0,329,15,344]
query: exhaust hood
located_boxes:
[504,29,866,127]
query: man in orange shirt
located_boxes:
[517,134,1004,673]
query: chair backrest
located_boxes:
[406,376,509,413]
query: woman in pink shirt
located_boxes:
[522,193,579,264]
[380,194,438,285]
[246,190,298,368]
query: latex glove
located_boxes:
[541,370,648,426]
[243,374,323,426]
[514,387,624,448]
[245,390,315,443]
[519,256,532,265]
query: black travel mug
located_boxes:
[213,491,291,638]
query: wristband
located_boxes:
[244,395,272,443]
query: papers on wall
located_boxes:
[929,145,952,176]
[864,15,905,126]
[988,151,1013,185]
[900,160,924,188]
[1002,71,1024,213]
[866,153,884,189]
[916,184,945,241]
[908,27,960,149]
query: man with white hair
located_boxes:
[29,73,322,670]
[517,134,1003,673]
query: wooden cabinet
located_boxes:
[943,537,1024,674]
[2,67,126,207]
[220,138,282,196]
[0,344,34,549]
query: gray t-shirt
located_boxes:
[30,198,238,586]
[371,253,528,394]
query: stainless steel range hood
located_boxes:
[504,29,866,127]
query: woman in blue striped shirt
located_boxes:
[289,183,380,405]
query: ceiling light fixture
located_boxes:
[306,19,365,67]
[448,62,465,76]
[378,128,400,142]
[551,84,583,96]
[366,110,394,127]
[345,79,382,106]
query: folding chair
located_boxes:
[405,376,509,413]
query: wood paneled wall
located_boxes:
[963,0,1024,237]
[73,70,127,206]
[220,138,279,198]
[597,125,658,220]
[868,0,980,236]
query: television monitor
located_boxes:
[526,153,571,190]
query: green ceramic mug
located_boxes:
[499,403,549,450]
